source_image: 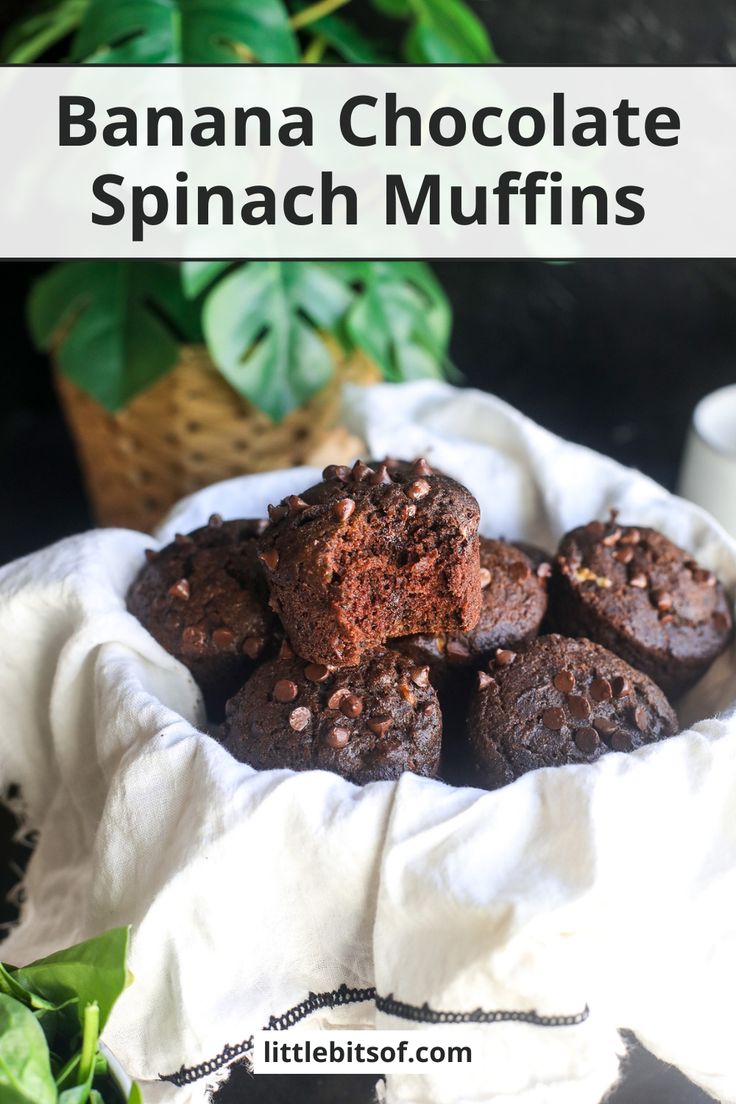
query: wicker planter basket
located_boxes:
[56,344,377,532]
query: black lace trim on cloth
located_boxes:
[160,984,589,1088]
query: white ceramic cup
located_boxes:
[679,383,736,537]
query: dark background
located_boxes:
[0,2,732,1101]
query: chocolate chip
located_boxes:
[174,532,193,546]
[181,625,207,653]
[633,706,648,732]
[369,462,392,486]
[495,648,516,666]
[144,548,158,562]
[593,717,617,737]
[327,688,350,710]
[305,663,330,683]
[542,707,566,730]
[289,707,311,732]
[208,513,223,528]
[324,464,351,482]
[614,546,634,564]
[351,460,373,482]
[279,639,294,659]
[611,676,631,698]
[326,725,350,749]
[259,548,279,571]
[652,589,673,611]
[398,681,416,705]
[611,730,633,752]
[477,670,493,690]
[628,573,648,589]
[412,458,433,477]
[242,636,264,659]
[340,694,363,718]
[268,503,288,522]
[405,478,431,501]
[168,578,190,600]
[620,528,640,545]
[212,627,235,649]
[446,639,471,661]
[332,498,356,522]
[273,679,298,703]
[713,612,730,633]
[509,561,531,583]
[479,567,492,589]
[368,714,393,737]
[659,612,675,625]
[602,528,622,546]
[411,666,431,687]
[590,678,612,702]
[574,727,600,754]
[287,495,309,515]
[553,670,575,693]
[588,521,605,537]
[537,561,552,579]
[568,694,591,720]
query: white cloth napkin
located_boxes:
[1,381,736,1104]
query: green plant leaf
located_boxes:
[370,0,411,17]
[1,0,88,62]
[181,260,232,300]
[127,1085,143,1104]
[0,994,58,1104]
[28,262,201,412]
[72,0,298,63]
[298,11,388,61]
[12,929,131,1036]
[329,261,451,381]
[0,964,62,1014]
[202,261,354,420]
[404,0,496,63]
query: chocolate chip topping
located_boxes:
[339,694,363,718]
[574,727,600,754]
[590,677,612,702]
[212,627,235,649]
[289,707,311,731]
[553,670,575,693]
[479,567,492,588]
[568,694,591,720]
[495,648,517,666]
[405,478,431,501]
[268,503,288,523]
[208,513,224,528]
[242,636,264,659]
[542,707,566,731]
[477,670,493,690]
[305,663,330,683]
[259,548,279,571]
[168,578,190,600]
[368,714,393,736]
[326,725,350,749]
[144,548,158,563]
[446,639,471,661]
[610,730,633,752]
[273,679,298,703]
[332,498,356,522]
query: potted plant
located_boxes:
[0,927,140,1103]
[5,1,496,531]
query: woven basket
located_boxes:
[56,344,377,533]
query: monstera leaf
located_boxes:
[375,0,496,63]
[195,259,451,420]
[200,261,355,421]
[335,260,452,381]
[29,261,202,411]
[71,0,299,64]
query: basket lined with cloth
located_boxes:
[1,381,736,1104]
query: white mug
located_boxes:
[679,383,736,537]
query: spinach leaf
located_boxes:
[12,929,130,1035]
[0,994,57,1104]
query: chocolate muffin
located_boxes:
[224,646,441,784]
[127,516,280,717]
[393,538,547,680]
[551,514,733,696]
[257,458,482,668]
[468,634,679,790]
